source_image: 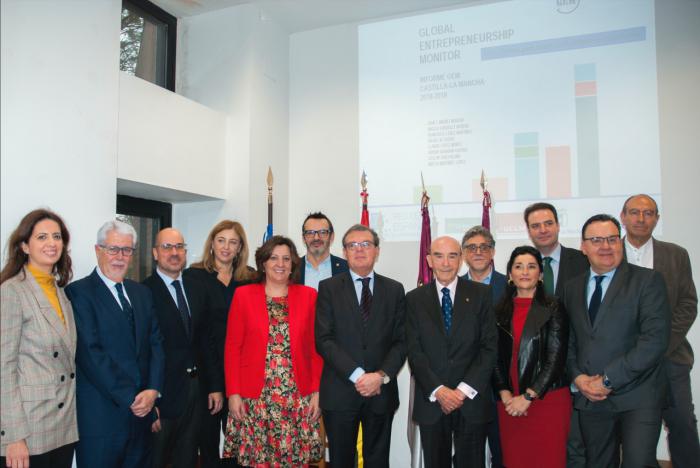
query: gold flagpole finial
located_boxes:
[267,167,274,189]
[361,171,368,191]
[480,170,487,191]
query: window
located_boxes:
[120,0,176,91]
[117,195,172,282]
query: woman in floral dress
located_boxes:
[223,236,323,467]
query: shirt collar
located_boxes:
[466,266,493,284]
[624,236,653,253]
[349,269,374,282]
[305,254,331,270]
[435,275,458,297]
[96,265,119,289]
[547,243,562,262]
[156,267,183,286]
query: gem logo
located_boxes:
[557,0,581,14]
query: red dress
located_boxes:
[497,297,571,468]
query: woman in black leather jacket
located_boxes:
[493,245,571,468]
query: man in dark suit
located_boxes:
[562,214,670,467]
[458,225,505,468]
[315,224,406,467]
[524,202,589,466]
[299,212,348,288]
[620,194,699,468]
[66,220,165,468]
[406,236,496,467]
[524,202,589,297]
[142,228,222,468]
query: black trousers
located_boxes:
[419,411,486,468]
[579,407,661,468]
[323,405,394,468]
[567,407,586,468]
[662,361,700,468]
[152,376,202,468]
[486,399,503,468]
[1,443,75,468]
[198,400,243,468]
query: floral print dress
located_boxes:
[223,296,323,467]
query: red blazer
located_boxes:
[224,283,323,398]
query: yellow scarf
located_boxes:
[27,264,65,324]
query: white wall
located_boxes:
[0,0,121,279]
[175,4,290,258]
[118,73,228,199]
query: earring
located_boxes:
[507,279,514,286]
[538,279,544,286]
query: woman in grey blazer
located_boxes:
[0,209,78,468]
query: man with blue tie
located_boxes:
[561,214,670,467]
[406,236,496,467]
[67,220,165,468]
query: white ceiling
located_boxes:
[151,0,483,33]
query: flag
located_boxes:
[360,170,370,227]
[480,170,492,230]
[409,187,432,468]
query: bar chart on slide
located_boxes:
[359,0,661,241]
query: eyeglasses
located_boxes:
[462,243,493,253]
[626,209,657,218]
[157,243,187,251]
[303,229,332,239]
[344,241,375,251]
[583,235,620,246]
[99,245,135,256]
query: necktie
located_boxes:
[543,256,554,295]
[588,275,605,325]
[358,277,372,324]
[172,280,192,338]
[115,283,135,337]
[441,287,453,334]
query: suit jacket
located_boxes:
[493,300,569,398]
[562,261,670,412]
[461,269,507,304]
[315,271,406,413]
[225,283,322,398]
[650,239,696,365]
[66,269,165,437]
[183,267,250,398]
[0,268,78,456]
[555,245,590,297]
[406,278,497,425]
[143,272,219,419]
[299,254,349,286]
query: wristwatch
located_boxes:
[523,392,535,402]
[602,375,613,390]
[378,370,390,385]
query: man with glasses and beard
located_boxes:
[299,212,348,289]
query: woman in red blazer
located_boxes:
[222,235,323,467]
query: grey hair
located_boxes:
[96,220,138,247]
[461,225,495,248]
[342,224,380,248]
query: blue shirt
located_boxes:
[466,267,493,285]
[304,255,333,290]
[586,267,616,306]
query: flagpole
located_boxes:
[264,167,274,242]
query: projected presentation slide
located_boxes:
[359,0,660,242]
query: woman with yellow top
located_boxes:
[1,209,78,468]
